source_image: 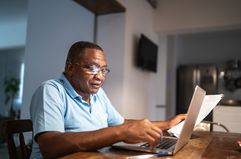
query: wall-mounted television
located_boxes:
[136,34,158,73]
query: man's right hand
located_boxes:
[120,119,162,148]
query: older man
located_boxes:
[30,41,186,159]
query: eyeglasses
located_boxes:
[73,63,110,76]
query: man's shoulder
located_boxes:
[32,78,66,102]
[38,78,64,91]
[42,78,61,85]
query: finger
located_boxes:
[142,134,158,148]
[146,129,161,144]
[151,125,162,134]
[178,114,187,120]
[141,119,162,135]
[148,125,162,135]
[145,134,160,149]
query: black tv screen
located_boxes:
[136,34,158,72]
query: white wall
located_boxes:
[165,36,178,118]
[0,0,28,49]
[119,0,165,119]
[154,0,241,33]
[149,35,168,120]
[96,13,125,114]
[21,0,95,119]
[0,21,27,49]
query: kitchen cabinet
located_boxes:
[213,105,241,133]
[74,0,126,15]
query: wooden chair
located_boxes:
[3,119,33,159]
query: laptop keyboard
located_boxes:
[140,137,177,149]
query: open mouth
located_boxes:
[90,83,102,89]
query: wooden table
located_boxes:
[59,131,241,159]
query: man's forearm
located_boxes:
[38,117,169,158]
[38,126,125,159]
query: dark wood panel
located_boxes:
[74,0,126,15]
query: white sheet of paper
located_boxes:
[167,94,223,138]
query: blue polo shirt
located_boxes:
[30,74,124,159]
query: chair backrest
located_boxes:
[3,119,33,159]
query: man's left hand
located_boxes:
[167,114,187,129]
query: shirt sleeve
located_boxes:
[98,88,124,126]
[30,80,66,138]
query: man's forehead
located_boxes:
[78,48,106,64]
[82,48,104,56]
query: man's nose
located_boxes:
[94,71,105,79]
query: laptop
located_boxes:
[112,85,206,156]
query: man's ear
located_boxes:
[65,64,74,76]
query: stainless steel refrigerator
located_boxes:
[176,64,218,121]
